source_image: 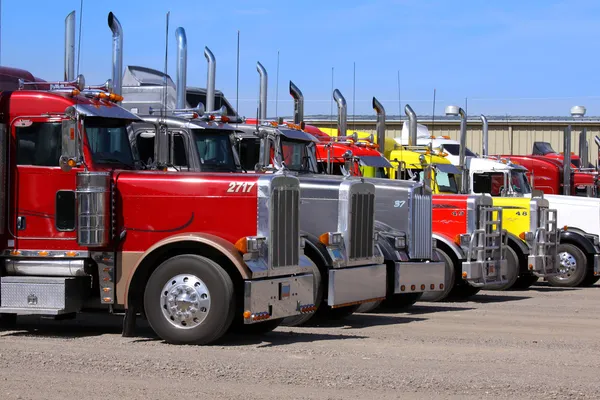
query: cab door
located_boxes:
[11,118,79,249]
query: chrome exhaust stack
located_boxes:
[373,97,385,155]
[446,105,468,193]
[333,89,347,136]
[64,11,76,81]
[481,114,488,156]
[107,12,123,97]
[204,47,216,112]
[405,104,417,147]
[289,81,304,124]
[175,27,187,110]
[257,61,268,120]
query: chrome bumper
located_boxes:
[528,254,559,277]
[462,259,507,287]
[327,264,387,307]
[594,254,600,276]
[394,261,446,293]
[243,273,315,324]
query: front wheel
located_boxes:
[355,300,383,313]
[547,243,587,287]
[486,246,520,291]
[379,292,423,311]
[421,248,455,302]
[144,254,235,345]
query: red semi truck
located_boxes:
[0,15,315,344]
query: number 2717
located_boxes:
[227,182,255,193]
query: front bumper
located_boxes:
[528,254,558,277]
[462,259,507,287]
[243,273,315,324]
[327,264,387,308]
[594,254,600,276]
[394,261,446,293]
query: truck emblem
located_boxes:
[15,119,33,127]
[394,200,406,208]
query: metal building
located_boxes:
[305,115,600,165]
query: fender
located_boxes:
[376,236,400,262]
[301,230,333,268]
[506,231,529,256]
[119,233,251,308]
[561,229,598,256]
[433,233,465,261]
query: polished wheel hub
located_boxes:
[160,274,211,329]
[557,252,576,279]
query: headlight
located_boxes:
[456,233,471,247]
[319,232,343,246]
[235,236,266,254]
[300,235,307,249]
[394,236,406,249]
[432,238,437,249]
[519,231,535,242]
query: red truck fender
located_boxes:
[117,233,251,308]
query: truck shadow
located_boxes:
[300,313,427,330]
[525,282,582,292]
[222,330,369,348]
[443,294,531,304]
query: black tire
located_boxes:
[0,313,17,330]
[379,292,423,311]
[421,248,456,302]
[315,304,360,321]
[231,318,283,335]
[486,246,520,291]
[580,273,600,287]
[511,274,539,289]
[355,300,383,313]
[450,283,481,299]
[547,243,588,287]
[144,254,235,345]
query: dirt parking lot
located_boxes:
[1,283,600,400]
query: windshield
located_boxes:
[510,170,531,194]
[280,138,318,173]
[472,170,530,196]
[431,169,459,193]
[192,130,238,172]
[85,118,135,168]
[442,144,477,157]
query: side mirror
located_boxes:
[60,119,81,172]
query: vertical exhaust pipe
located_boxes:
[579,128,589,168]
[257,62,268,120]
[563,126,572,195]
[333,89,347,136]
[204,47,216,112]
[373,97,385,155]
[445,105,468,193]
[405,104,417,147]
[64,11,76,81]
[480,114,488,156]
[289,81,304,124]
[175,27,187,110]
[107,12,123,97]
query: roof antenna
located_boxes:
[275,50,280,120]
[352,61,356,132]
[397,70,401,133]
[236,30,240,126]
[330,67,334,130]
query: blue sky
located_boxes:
[2,0,600,118]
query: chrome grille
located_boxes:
[476,206,504,262]
[409,192,432,259]
[271,186,300,268]
[349,192,375,259]
[533,206,559,274]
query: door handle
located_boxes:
[17,216,26,231]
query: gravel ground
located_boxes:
[1,283,600,400]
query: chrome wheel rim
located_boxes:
[160,274,211,329]
[557,252,577,280]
